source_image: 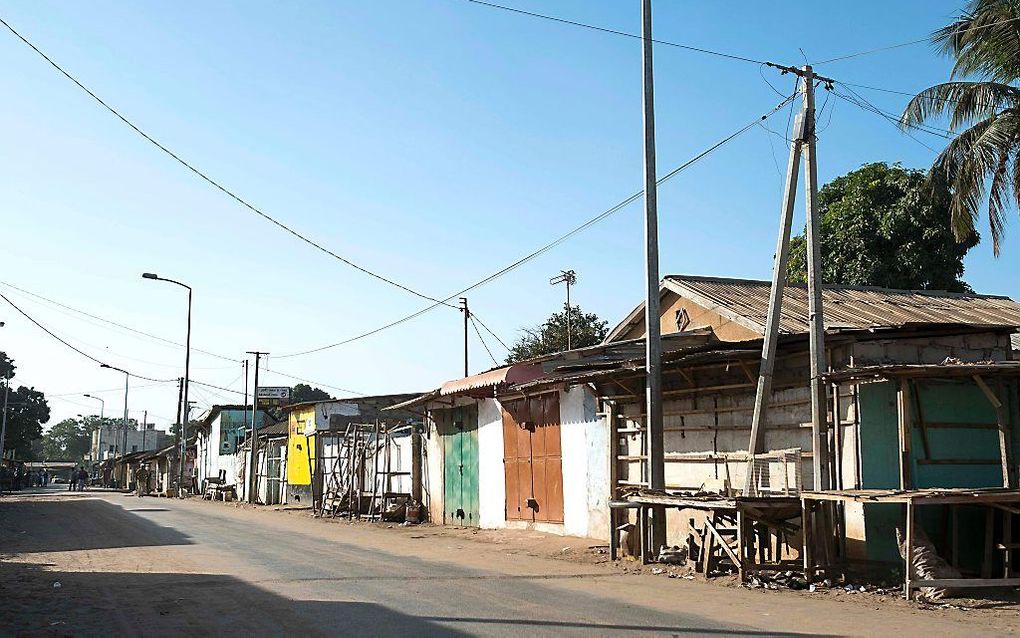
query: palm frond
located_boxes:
[901,81,1020,130]
[934,0,1020,82]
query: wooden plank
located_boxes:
[911,380,931,461]
[911,578,1020,588]
[897,379,912,491]
[705,518,741,568]
[801,498,813,583]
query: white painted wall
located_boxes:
[560,386,608,539]
[477,398,507,529]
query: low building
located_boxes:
[90,424,172,462]
[194,405,271,494]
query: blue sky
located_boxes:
[1,1,1016,432]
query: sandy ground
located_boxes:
[1,487,1018,636]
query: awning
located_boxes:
[439,364,543,397]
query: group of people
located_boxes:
[68,467,89,491]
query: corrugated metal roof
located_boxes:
[439,364,543,396]
[1012,333,1020,351]
[666,275,1020,335]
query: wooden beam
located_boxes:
[896,379,912,491]
[705,517,741,568]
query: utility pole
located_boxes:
[243,359,250,444]
[802,66,828,492]
[0,375,9,462]
[459,298,469,377]
[549,270,577,350]
[175,376,184,465]
[246,351,268,503]
[142,410,147,451]
[744,64,833,494]
[640,0,666,556]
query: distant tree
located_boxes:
[787,163,977,292]
[41,418,91,462]
[507,305,608,363]
[0,352,50,461]
[291,383,332,403]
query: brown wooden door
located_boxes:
[501,394,564,523]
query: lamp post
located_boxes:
[143,273,192,494]
[83,394,105,462]
[100,363,129,487]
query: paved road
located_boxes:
[0,489,993,637]
[0,489,786,636]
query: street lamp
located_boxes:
[143,272,192,494]
[100,364,130,467]
[83,394,106,463]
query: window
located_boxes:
[132,445,138,452]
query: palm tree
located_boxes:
[901,0,1020,255]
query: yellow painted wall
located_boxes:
[286,406,316,485]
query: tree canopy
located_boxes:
[40,418,92,462]
[507,305,608,363]
[291,383,333,403]
[902,0,1020,255]
[787,162,977,291]
[0,352,50,461]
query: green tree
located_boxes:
[786,163,977,291]
[901,0,1020,255]
[0,352,50,460]
[40,418,91,461]
[291,383,332,403]
[507,305,608,363]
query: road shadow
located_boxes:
[0,498,191,553]
[0,563,467,637]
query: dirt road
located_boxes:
[0,488,1015,636]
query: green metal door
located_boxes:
[442,405,479,527]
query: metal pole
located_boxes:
[460,298,469,377]
[246,351,266,503]
[142,410,147,451]
[744,91,805,495]
[566,276,572,350]
[802,65,828,491]
[179,287,192,494]
[641,0,666,555]
[0,376,9,462]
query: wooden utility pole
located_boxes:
[640,0,666,555]
[550,270,577,349]
[246,351,268,503]
[744,64,832,494]
[459,298,469,377]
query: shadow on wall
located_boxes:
[0,563,827,637]
[0,498,193,553]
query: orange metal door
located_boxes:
[531,393,563,523]
[502,407,526,520]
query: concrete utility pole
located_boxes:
[744,65,832,494]
[246,351,267,504]
[640,0,666,556]
[141,410,147,451]
[550,270,577,350]
[459,298,469,377]
[802,66,828,492]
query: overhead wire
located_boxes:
[464,0,767,65]
[0,16,456,311]
[815,16,1020,65]
[0,279,239,363]
[470,312,511,352]
[275,92,799,358]
[469,314,499,366]
[259,366,363,397]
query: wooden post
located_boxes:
[896,379,912,490]
[905,499,914,600]
[982,506,995,579]
[802,498,814,583]
[974,375,1012,488]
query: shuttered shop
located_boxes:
[502,393,563,523]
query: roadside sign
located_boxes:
[256,386,290,408]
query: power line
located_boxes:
[470,312,511,352]
[0,16,455,310]
[469,314,498,366]
[464,0,767,65]
[276,92,798,358]
[260,367,363,397]
[816,16,1020,65]
[0,279,239,363]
